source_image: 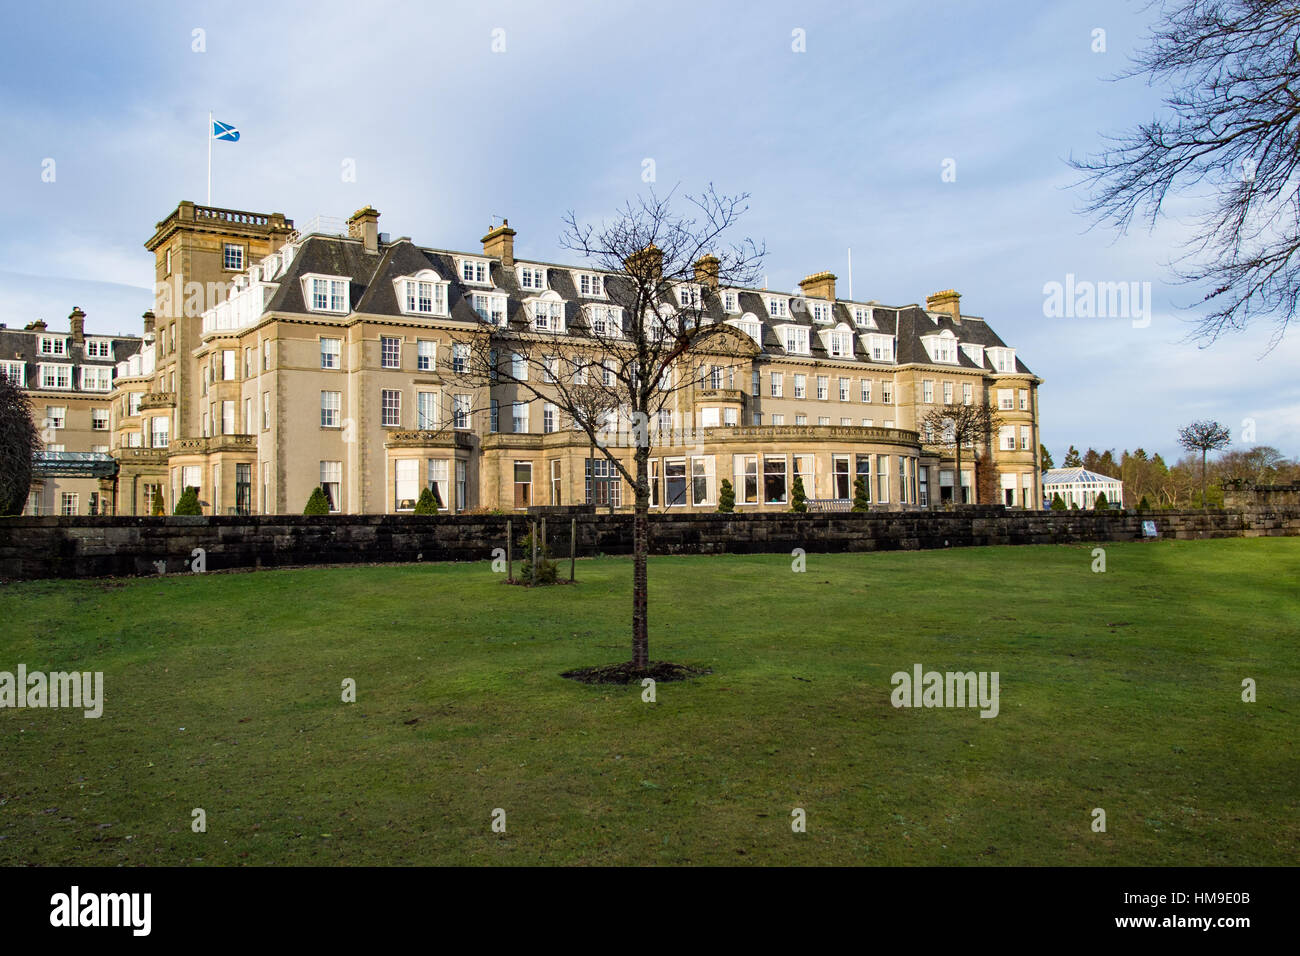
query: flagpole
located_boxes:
[207,110,212,206]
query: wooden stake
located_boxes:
[570,517,576,581]
[506,518,513,583]
[530,519,538,585]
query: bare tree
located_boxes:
[1069,1,1300,350]
[1177,419,1232,507]
[452,186,764,671]
[0,374,42,515]
[920,403,1002,505]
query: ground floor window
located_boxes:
[427,459,449,510]
[794,454,814,500]
[664,458,687,506]
[691,456,713,506]
[60,492,78,516]
[514,461,532,508]
[763,455,787,504]
[395,459,418,510]
[456,460,466,513]
[832,455,851,499]
[321,460,342,511]
[181,465,201,499]
[876,455,890,504]
[734,455,758,504]
[144,483,162,515]
[650,459,661,507]
[919,468,929,507]
[855,455,871,502]
[586,458,621,507]
[235,464,252,515]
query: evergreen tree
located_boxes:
[303,487,330,515]
[1138,495,1150,510]
[1063,445,1083,467]
[174,486,202,515]
[1051,493,1067,510]
[790,475,808,513]
[1094,491,1109,510]
[413,487,440,515]
[0,374,42,516]
[852,475,870,512]
[717,478,735,513]
[1039,444,1054,470]
[150,492,165,516]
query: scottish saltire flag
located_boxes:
[212,120,240,142]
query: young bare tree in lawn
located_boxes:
[1177,419,1232,509]
[919,403,1002,505]
[453,187,764,674]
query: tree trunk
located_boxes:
[631,446,650,668]
[1201,449,1208,510]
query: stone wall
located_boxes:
[1,507,1297,581]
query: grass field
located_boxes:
[0,538,1296,866]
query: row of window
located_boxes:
[763,372,894,404]
[2,362,115,391]
[32,336,114,358]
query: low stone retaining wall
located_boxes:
[1,507,1296,580]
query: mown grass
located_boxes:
[0,538,1296,865]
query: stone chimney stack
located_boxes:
[798,271,837,301]
[925,289,962,321]
[625,244,664,283]
[693,254,720,290]
[69,307,85,345]
[142,310,156,336]
[482,220,516,268]
[347,206,381,255]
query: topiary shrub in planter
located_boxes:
[150,492,165,516]
[717,479,735,513]
[413,487,440,515]
[1093,492,1109,510]
[303,487,330,515]
[852,476,870,512]
[790,476,808,513]
[1050,493,1067,511]
[174,486,202,515]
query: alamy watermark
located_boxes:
[891,664,999,718]
[0,666,103,718]
[1042,274,1152,328]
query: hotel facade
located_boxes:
[67,201,1043,516]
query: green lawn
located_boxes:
[1,538,1296,866]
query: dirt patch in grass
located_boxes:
[561,661,711,685]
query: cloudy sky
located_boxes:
[2,0,1295,463]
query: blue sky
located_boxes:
[2,0,1296,463]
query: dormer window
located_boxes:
[852,306,876,329]
[38,336,67,356]
[921,330,958,363]
[85,338,112,358]
[530,294,565,333]
[677,283,702,308]
[766,296,790,319]
[809,301,833,324]
[988,347,1016,373]
[726,313,763,346]
[722,290,739,313]
[303,274,350,313]
[261,255,279,281]
[394,270,449,317]
[776,324,810,355]
[587,304,623,338]
[827,330,850,358]
[960,343,985,366]
[576,273,605,298]
[518,264,547,291]
[472,292,508,326]
[458,258,491,285]
[863,333,895,362]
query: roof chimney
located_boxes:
[347,205,381,255]
[693,254,720,290]
[142,310,156,336]
[798,271,836,301]
[482,220,516,268]
[69,307,86,345]
[25,320,47,332]
[624,244,663,283]
[925,289,962,321]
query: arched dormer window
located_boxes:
[395,268,450,317]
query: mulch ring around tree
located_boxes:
[561,661,712,685]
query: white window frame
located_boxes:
[303,274,350,314]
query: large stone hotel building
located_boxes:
[10,201,1044,515]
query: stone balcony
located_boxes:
[170,434,256,455]
[139,391,176,410]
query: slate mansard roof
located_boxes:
[0,323,141,393]
[248,230,1034,377]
